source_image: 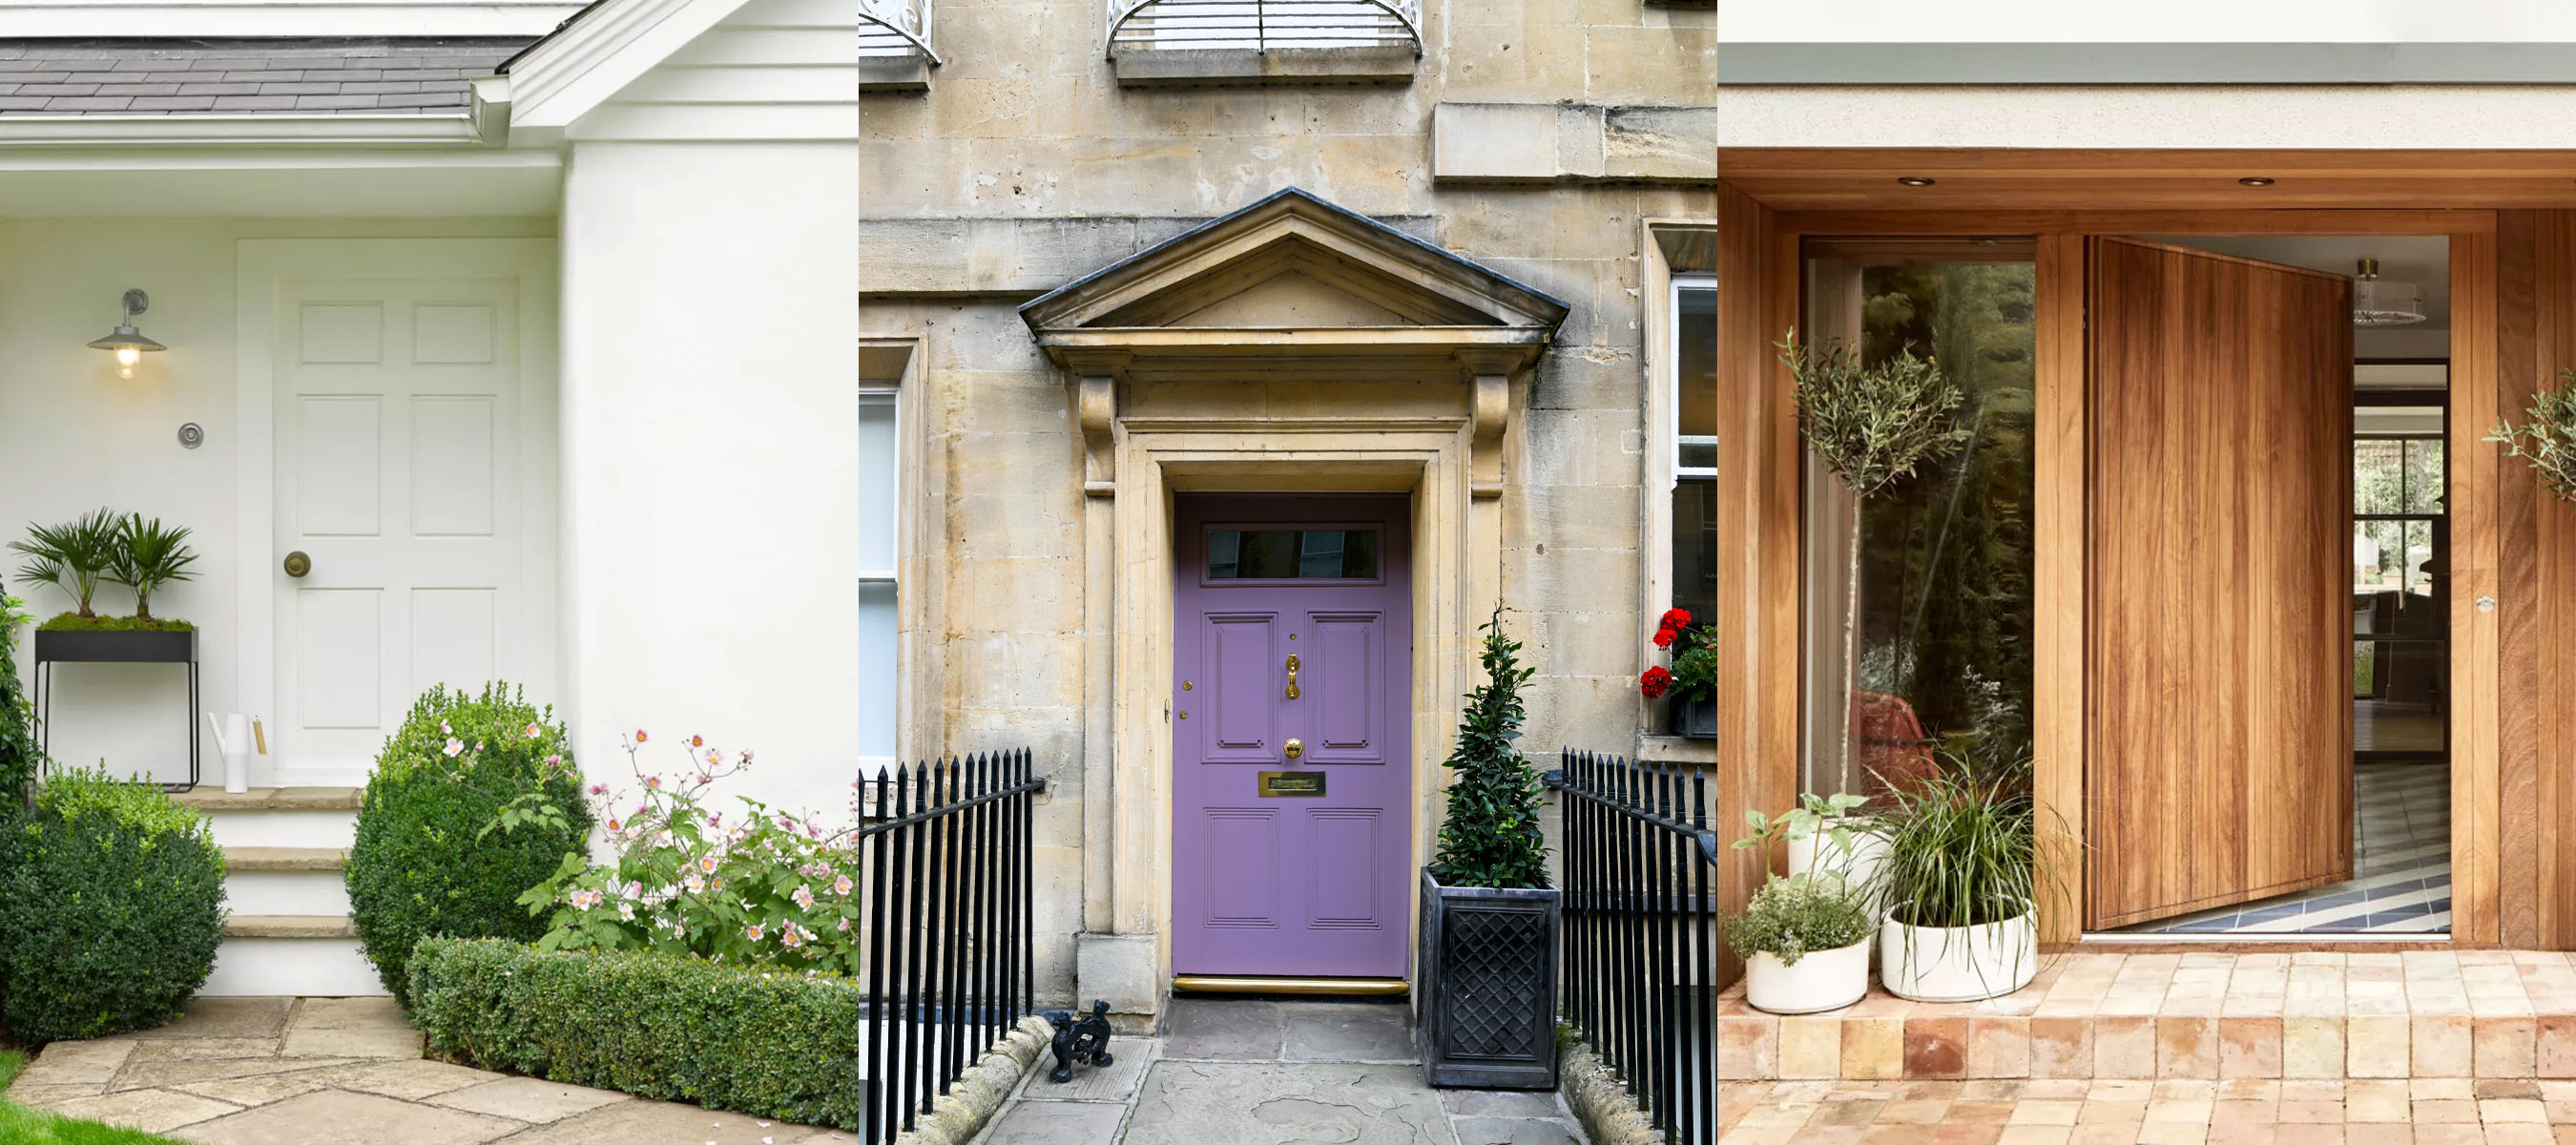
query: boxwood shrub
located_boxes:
[345,682,592,1006]
[0,766,225,1043]
[407,937,865,1130]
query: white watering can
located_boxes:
[203,713,264,794]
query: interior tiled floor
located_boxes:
[2132,763,2450,936]
[1720,1078,2576,1145]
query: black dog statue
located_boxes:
[1042,1000,1114,1083]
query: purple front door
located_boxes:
[1173,493,1412,979]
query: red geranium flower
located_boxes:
[1639,665,1672,699]
[1659,608,1692,632]
[1652,625,1678,649]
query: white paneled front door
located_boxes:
[242,241,556,784]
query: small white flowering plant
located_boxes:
[515,731,868,973]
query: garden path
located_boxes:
[0,996,852,1144]
[971,997,1589,1145]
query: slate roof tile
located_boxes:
[0,37,530,115]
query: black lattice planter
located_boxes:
[1417,869,1561,1090]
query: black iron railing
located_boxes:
[858,749,1045,1144]
[1547,749,1722,1145]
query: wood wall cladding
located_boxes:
[1707,181,1791,987]
[2084,237,2356,931]
[2496,211,2576,948]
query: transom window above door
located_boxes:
[1206,529,1381,581]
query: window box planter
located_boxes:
[1668,692,1717,739]
[1417,869,1560,1090]
[34,625,196,664]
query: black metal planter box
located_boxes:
[1418,869,1561,1090]
[35,626,196,663]
[1669,693,1717,739]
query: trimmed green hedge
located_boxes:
[0,767,225,1043]
[407,938,865,1130]
[345,682,590,1006]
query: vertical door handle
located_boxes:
[1284,654,1300,699]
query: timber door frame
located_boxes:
[1748,206,2502,947]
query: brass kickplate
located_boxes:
[1257,770,1324,798]
[1173,975,1408,997]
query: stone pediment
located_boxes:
[1019,187,1568,383]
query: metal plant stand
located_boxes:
[31,627,199,792]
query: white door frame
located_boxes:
[234,238,559,787]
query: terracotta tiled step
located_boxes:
[1717,951,2576,1082]
[222,845,346,872]
[225,914,359,940]
[176,786,363,812]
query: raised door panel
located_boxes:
[1304,612,1383,763]
[1201,613,1278,760]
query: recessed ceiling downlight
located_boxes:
[2238,177,2276,186]
[1897,176,1936,187]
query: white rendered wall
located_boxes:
[557,139,861,823]
[0,219,553,786]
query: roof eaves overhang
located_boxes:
[0,114,485,148]
[502,0,756,130]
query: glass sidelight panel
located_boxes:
[1800,239,2039,799]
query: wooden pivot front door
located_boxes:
[2086,237,2355,930]
[1173,493,1412,979]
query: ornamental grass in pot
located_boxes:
[1875,749,2063,1003]
[1724,874,1873,1015]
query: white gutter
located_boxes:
[0,114,487,148]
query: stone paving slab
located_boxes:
[2,995,858,1144]
[980,998,1591,1145]
[1721,1076,2576,1145]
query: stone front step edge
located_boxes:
[893,1015,1052,1145]
[225,914,359,940]
[176,786,364,812]
[1717,951,2576,1082]
[223,846,346,872]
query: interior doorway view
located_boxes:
[2108,235,2454,936]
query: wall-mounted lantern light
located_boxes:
[88,289,165,379]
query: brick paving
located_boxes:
[1720,1077,2576,1145]
[1720,952,2576,1081]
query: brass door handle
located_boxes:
[282,551,311,578]
[1284,738,1302,760]
[1284,654,1300,699]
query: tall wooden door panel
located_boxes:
[2087,237,2355,930]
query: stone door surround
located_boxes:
[1017,186,1569,1017]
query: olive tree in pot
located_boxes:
[1419,605,1558,1090]
[2491,370,2576,505]
[1724,873,1873,1015]
[1875,750,2065,1003]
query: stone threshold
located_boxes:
[223,846,346,871]
[1718,951,2576,1081]
[226,914,358,940]
[177,786,363,812]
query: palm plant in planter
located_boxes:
[1419,604,1558,1090]
[14,510,200,665]
[1724,873,1873,1015]
[108,514,198,624]
[1875,750,2064,1003]
[10,508,120,620]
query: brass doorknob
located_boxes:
[282,551,311,578]
[1284,738,1303,760]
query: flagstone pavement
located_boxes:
[2,996,855,1144]
[1722,1076,2576,1145]
[972,997,1590,1145]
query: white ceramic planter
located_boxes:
[1743,938,1870,1015]
[1878,912,2038,1003]
[1787,824,1890,906]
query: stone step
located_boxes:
[223,845,345,872]
[1715,951,2576,1082]
[177,786,363,812]
[225,914,359,940]
[204,936,382,997]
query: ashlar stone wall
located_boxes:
[862,0,1717,1008]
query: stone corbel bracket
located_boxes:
[1060,349,1130,499]
[1459,347,1521,500]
